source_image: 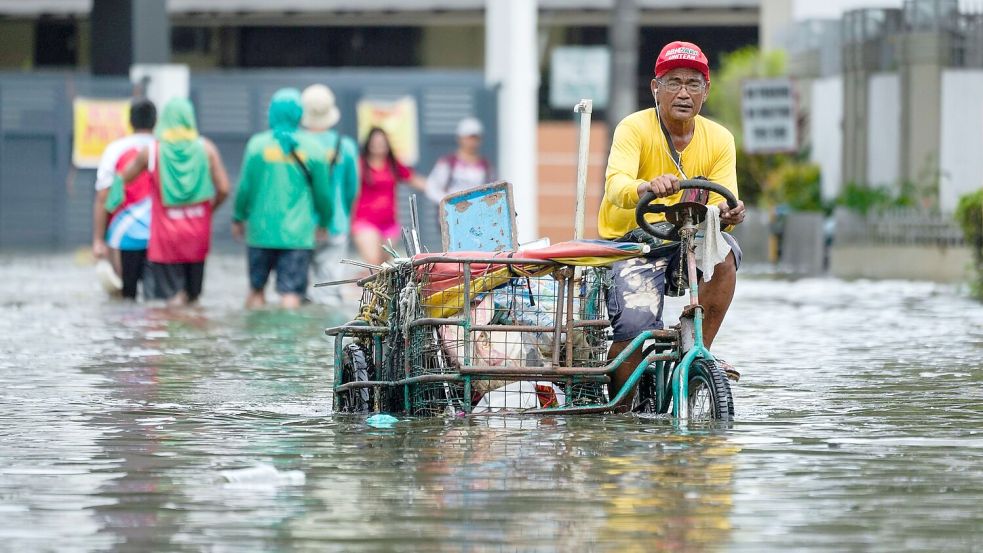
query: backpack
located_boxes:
[443,154,491,192]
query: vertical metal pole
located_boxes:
[462,263,473,413]
[573,99,593,242]
[655,361,666,414]
[564,270,576,367]
[462,263,472,365]
[333,332,345,395]
[564,269,575,405]
[551,273,566,368]
[408,194,422,255]
[572,100,593,286]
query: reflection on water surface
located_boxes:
[0,255,981,551]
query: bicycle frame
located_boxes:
[668,211,716,419]
[528,208,714,417]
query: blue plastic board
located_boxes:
[439,181,517,252]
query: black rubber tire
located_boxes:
[337,343,372,414]
[633,371,659,414]
[684,359,734,422]
[633,345,662,414]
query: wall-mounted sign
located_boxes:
[742,78,798,154]
[356,96,420,165]
[550,46,610,110]
[72,98,131,168]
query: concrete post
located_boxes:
[899,31,949,185]
[91,0,169,76]
[759,0,793,53]
[841,26,870,187]
[608,0,639,128]
[485,0,539,243]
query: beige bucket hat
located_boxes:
[301,84,341,129]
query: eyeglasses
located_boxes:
[657,78,706,94]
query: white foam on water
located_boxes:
[126,348,162,358]
[918,371,971,378]
[219,463,306,488]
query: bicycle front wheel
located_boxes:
[685,359,734,422]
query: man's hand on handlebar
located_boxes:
[719,200,746,226]
[637,174,679,199]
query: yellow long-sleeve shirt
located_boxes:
[599,108,738,239]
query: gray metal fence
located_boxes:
[833,206,965,246]
[0,69,498,252]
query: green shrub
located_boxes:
[763,161,824,212]
[954,188,983,298]
[955,189,983,256]
[836,182,909,215]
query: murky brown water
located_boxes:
[1,254,981,552]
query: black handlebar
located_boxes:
[634,179,738,241]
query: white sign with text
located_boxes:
[742,78,797,154]
[550,47,610,110]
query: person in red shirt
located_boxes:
[122,98,231,306]
[350,127,426,266]
[92,98,157,299]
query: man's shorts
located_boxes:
[248,247,312,296]
[147,261,205,302]
[606,233,742,342]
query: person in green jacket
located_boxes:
[300,84,359,305]
[232,88,332,309]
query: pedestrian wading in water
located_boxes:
[233,88,333,309]
[121,97,230,307]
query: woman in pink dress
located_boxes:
[351,127,426,266]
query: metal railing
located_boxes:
[834,207,965,246]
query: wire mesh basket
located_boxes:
[333,255,615,416]
[404,257,612,415]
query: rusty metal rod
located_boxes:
[551,272,566,366]
[411,256,557,267]
[458,353,678,376]
[334,373,462,392]
[565,270,575,367]
[325,323,389,336]
[408,321,612,332]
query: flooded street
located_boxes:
[1,254,982,552]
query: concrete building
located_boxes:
[0,0,766,117]
[793,0,983,212]
[785,0,979,282]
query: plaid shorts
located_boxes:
[606,233,741,342]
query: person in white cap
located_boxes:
[424,116,494,204]
[300,84,359,305]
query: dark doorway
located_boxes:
[35,20,79,67]
[238,26,422,67]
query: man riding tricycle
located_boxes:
[327,40,746,422]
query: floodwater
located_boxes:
[1,253,981,552]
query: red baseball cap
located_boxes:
[654,41,710,84]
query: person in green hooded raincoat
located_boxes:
[233,88,332,309]
[121,97,231,306]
